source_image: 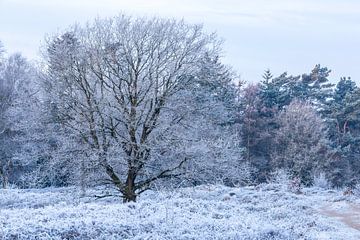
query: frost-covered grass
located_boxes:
[0,184,359,240]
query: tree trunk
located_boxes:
[0,167,7,189]
[123,169,137,203]
[2,176,7,189]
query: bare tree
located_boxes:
[44,16,219,202]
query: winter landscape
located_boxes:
[0,1,360,239]
[1,183,360,239]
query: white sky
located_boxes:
[0,0,359,84]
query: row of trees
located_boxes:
[0,15,359,201]
[240,68,360,186]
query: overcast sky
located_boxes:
[0,0,359,83]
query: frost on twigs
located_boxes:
[43,15,242,202]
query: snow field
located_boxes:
[0,184,359,239]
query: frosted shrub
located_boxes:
[268,169,291,185]
[268,170,304,194]
[312,172,330,189]
[288,177,302,194]
[265,169,292,191]
[353,184,360,197]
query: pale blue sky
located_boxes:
[0,0,359,84]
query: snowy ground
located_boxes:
[0,184,359,240]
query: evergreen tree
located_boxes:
[241,66,334,183]
[191,53,240,125]
[258,71,295,110]
[325,78,360,186]
[296,64,334,110]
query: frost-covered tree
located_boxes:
[259,71,296,110]
[0,42,4,63]
[30,81,86,188]
[0,49,42,187]
[240,71,292,182]
[0,55,15,187]
[259,65,333,112]
[44,15,230,202]
[271,100,328,185]
[239,84,272,182]
[240,66,334,183]
[324,78,360,187]
[240,84,261,162]
[181,54,249,186]
[297,65,334,108]
[190,54,240,124]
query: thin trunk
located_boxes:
[2,175,7,189]
[0,167,6,189]
[80,158,86,197]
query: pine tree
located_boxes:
[296,64,334,110]
[325,77,360,186]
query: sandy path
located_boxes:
[319,202,360,231]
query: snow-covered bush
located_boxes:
[267,169,304,194]
[353,184,360,197]
[312,172,331,189]
[268,169,291,185]
[288,177,302,194]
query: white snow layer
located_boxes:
[0,184,359,240]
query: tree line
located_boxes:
[0,15,359,202]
